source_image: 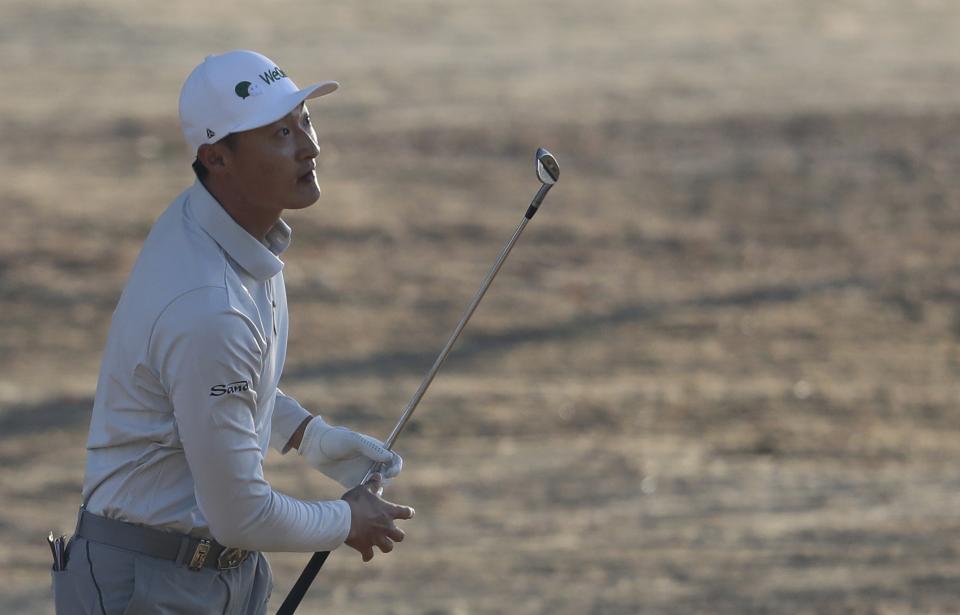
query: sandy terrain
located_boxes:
[3,1,960,613]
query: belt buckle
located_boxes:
[188,539,211,571]
[217,547,248,570]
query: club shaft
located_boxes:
[360,183,553,483]
[360,217,530,485]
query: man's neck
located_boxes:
[201,178,280,241]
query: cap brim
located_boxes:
[303,80,339,100]
[230,80,339,134]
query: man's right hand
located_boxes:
[341,475,414,562]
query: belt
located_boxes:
[75,509,251,571]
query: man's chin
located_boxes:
[288,182,321,209]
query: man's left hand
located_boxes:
[299,418,403,488]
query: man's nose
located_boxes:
[297,128,319,159]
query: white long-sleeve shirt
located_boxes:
[82,180,351,552]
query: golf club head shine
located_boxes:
[536,147,559,185]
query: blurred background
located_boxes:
[3,1,960,613]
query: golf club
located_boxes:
[277,147,560,615]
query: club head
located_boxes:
[536,148,559,185]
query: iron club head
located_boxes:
[536,147,559,185]
[525,148,560,219]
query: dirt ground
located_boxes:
[3,1,960,613]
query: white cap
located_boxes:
[178,50,338,155]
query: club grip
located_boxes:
[277,551,330,614]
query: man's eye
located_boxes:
[278,127,291,137]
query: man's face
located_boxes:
[222,103,321,212]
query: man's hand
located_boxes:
[299,417,403,488]
[342,476,415,562]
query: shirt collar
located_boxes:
[187,180,292,281]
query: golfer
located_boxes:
[52,50,414,614]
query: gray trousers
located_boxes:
[51,536,272,615]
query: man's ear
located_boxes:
[197,142,231,175]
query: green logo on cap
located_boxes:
[235,81,264,99]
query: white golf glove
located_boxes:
[299,417,403,488]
